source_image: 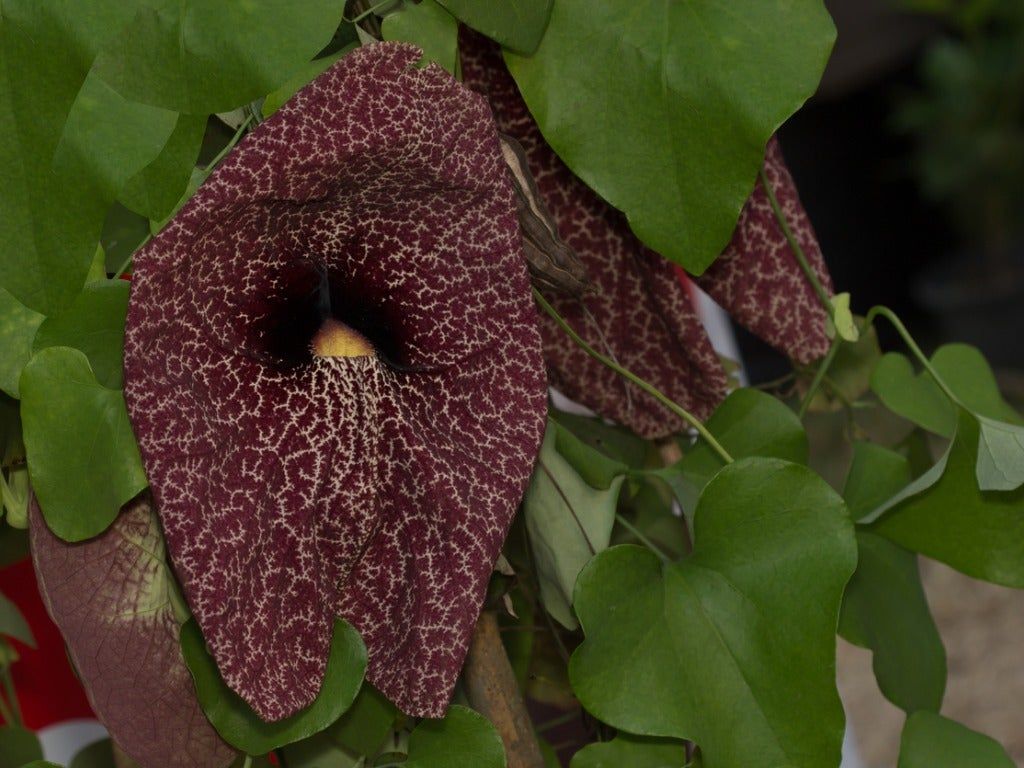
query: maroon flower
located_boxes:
[123,43,547,720]
[460,33,833,437]
[461,33,728,440]
[697,138,833,365]
[31,495,236,768]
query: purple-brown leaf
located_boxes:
[123,43,547,720]
[30,494,236,768]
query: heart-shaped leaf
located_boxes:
[0,726,42,767]
[33,282,130,390]
[871,409,1024,587]
[404,706,506,768]
[68,739,116,768]
[382,1,460,74]
[975,416,1024,491]
[871,353,956,436]
[505,0,835,273]
[570,734,686,768]
[0,0,172,314]
[838,532,945,713]
[570,458,856,768]
[326,685,397,758]
[20,347,147,541]
[839,442,945,713]
[181,617,367,754]
[95,1,347,113]
[898,712,1013,768]
[120,113,207,222]
[652,388,807,516]
[871,344,1022,438]
[0,287,44,399]
[524,423,625,629]
[438,0,552,54]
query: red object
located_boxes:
[0,557,94,728]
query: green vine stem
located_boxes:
[533,288,734,465]
[864,305,964,406]
[798,337,842,419]
[615,513,671,563]
[759,167,833,312]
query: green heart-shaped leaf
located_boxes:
[20,347,147,541]
[120,113,207,222]
[570,734,686,768]
[181,617,367,755]
[505,0,835,273]
[0,287,44,399]
[569,458,856,768]
[404,706,506,768]
[898,712,1013,768]
[524,423,625,629]
[975,416,1024,491]
[33,282,130,390]
[838,532,945,713]
[652,388,807,516]
[872,409,1024,586]
[382,0,459,75]
[870,353,956,436]
[0,727,43,768]
[438,0,552,54]
[871,344,1022,438]
[95,1,347,114]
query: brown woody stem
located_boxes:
[464,611,546,768]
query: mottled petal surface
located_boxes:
[697,138,834,364]
[30,495,236,768]
[461,32,729,440]
[123,43,547,720]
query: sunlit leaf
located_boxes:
[0,0,160,313]
[524,423,624,629]
[975,416,1024,491]
[439,0,551,54]
[20,347,147,541]
[0,287,44,399]
[181,617,367,754]
[120,113,207,221]
[383,0,459,74]
[570,459,856,768]
[505,0,835,273]
[95,0,348,113]
[33,282,130,390]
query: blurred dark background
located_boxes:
[739,0,1024,388]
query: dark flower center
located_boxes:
[259,259,399,367]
